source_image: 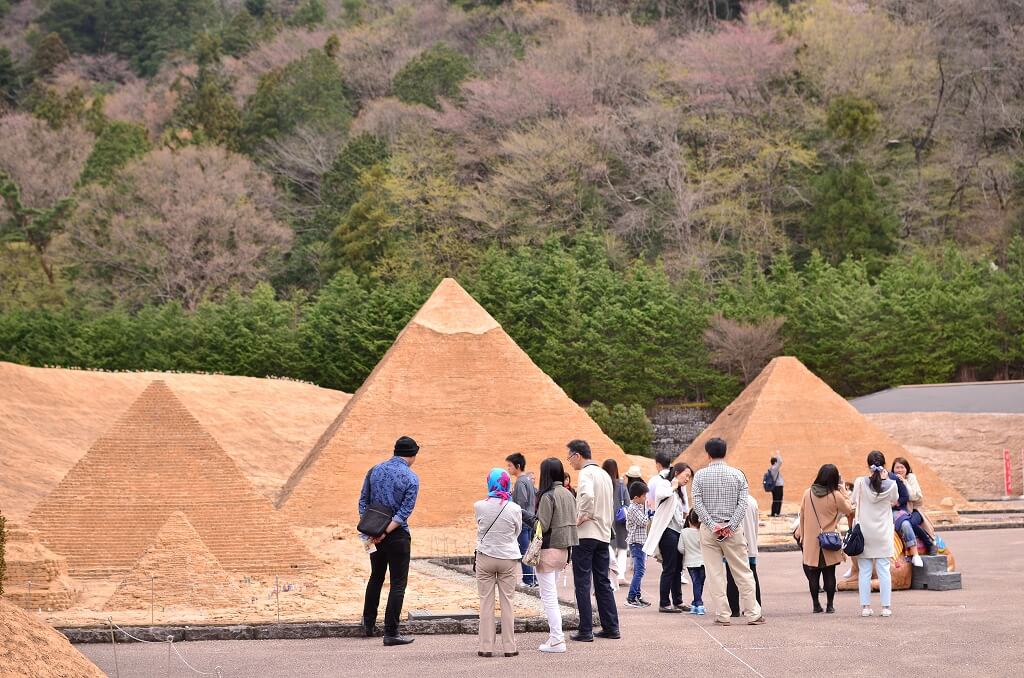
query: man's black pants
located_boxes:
[572,537,619,636]
[362,530,411,637]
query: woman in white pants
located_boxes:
[851,450,899,617]
[534,457,579,653]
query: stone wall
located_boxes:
[650,405,719,457]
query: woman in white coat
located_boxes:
[643,462,692,613]
[851,450,898,618]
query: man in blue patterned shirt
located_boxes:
[359,436,420,646]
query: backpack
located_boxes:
[762,469,777,492]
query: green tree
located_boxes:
[392,43,472,110]
[826,95,879,145]
[804,163,897,266]
[328,164,396,274]
[79,121,151,185]
[288,0,325,27]
[31,32,70,77]
[239,48,353,150]
[586,401,654,456]
[0,47,19,106]
[172,63,242,146]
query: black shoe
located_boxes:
[826,604,835,614]
[361,621,376,637]
[674,604,691,612]
[478,651,492,657]
[595,630,621,639]
[813,603,824,614]
[659,606,683,614]
[570,632,594,642]
[383,635,414,646]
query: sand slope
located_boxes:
[0,598,105,678]
[279,278,631,527]
[867,412,1024,499]
[679,357,965,506]
[0,361,350,521]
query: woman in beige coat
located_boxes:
[797,464,853,614]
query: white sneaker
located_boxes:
[881,608,892,617]
[911,554,924,567]
[539,641,567,653]
[680,575,689,584]
[861,608,874,617]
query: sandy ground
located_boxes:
[76,528,1024,678]
[0,362,350,521]
[867,412,1024,499]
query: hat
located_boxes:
[394,436,420,457]
[624,465,643,479]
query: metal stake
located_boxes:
[107,618,121,678]
[27,580,32,608]
[151,576,155,625]
[275,575,281,623]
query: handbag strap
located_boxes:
[809,492,840,531]
[362,464,378,505]
[481,500,508,541]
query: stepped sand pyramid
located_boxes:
[278,278,630,526]
[2,521,78,611]
[679,357,964,507]
[106,512,249,611]
[29,381,318,578]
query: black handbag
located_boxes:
[843,523,864,557]
[357,465,395,538]
[811,494,843,551]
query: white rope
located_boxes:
[689,618,767,678]
[105,617,224,677]
[169,641,223,678]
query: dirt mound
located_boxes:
[2,521,78,611]
[679,357,965,508]
[0,598,105,678]
[278,278,631,526]
[0,361,350,521]
[29,381,317,578]
[867,412,1024,499]
[107,512,249,611]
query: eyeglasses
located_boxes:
[566,451,579,461]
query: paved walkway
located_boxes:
[79,528,1024,678]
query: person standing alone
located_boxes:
[359,436,421,645]
[506,453,538,587]
[567,439,620,641]
[692,437,765,626]
[765,454,784,517]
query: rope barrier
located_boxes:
[105,617,225,677]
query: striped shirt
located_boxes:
[692,460,749,532]
[625,502,649,545]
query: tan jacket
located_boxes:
[797,487,853,568]
[577,462,613,543]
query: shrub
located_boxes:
[587,401,654,457]
[392,43,471,110]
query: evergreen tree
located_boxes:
[79,121,151,185]
[392,43,472,110]
[31,32,70,77]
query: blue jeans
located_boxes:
[628,543,646,601]
[517,527,536,585]
[572,538,619,636]
[688,566,706,607]
[897,520,917,549]
[858,557,891,607]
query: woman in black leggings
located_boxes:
[795,464,853,613]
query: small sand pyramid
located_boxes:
[0,597,105,678]
[278,278,630,526]
[106,512,248,611]
[680,357,964,505]
[30,380,317,578]
[1,520,77,611]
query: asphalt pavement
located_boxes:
[78,528,1024,678]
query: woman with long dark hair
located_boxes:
[892,457,936,555]
[602,458,629,587]
[796,464,853,613]
[851,451,898,617]
[642,460,693,613]
[533,457,578,653]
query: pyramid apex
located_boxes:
[411,278,500,335]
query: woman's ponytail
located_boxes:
[867,450,886,494]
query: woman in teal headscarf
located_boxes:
[474,467,523,657]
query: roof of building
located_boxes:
[850,381,1024,414]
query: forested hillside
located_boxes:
[1,0,1022,409]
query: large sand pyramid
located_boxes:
[106,512,249,611]
[0,598,105,678]
[29,380,318,578]
[679,357,964,507]
[278,278,630,526]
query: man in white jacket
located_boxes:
[567,439,620,642]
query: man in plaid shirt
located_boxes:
[692,437,765,626]
[624,480,651,607]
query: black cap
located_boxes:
[394,436,420,457]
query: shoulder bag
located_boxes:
[842,480,865,557]
[473,500,509,572]
[811,493,842,551]
[523,519,544,567]
[357,465,395,537]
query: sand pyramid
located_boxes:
[29,380,318,578]
[679,357,964,507]
[1,521,78,611]
[0,598,106,678]
[278,278,630,526]
[106,512,249,611]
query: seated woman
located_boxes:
[891,457,936,556]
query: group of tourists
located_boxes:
[356,434,932,654]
